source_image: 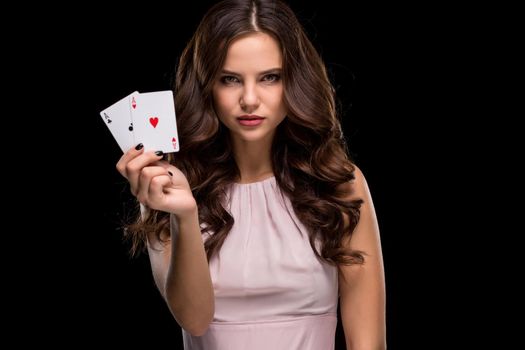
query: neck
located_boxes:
[231,134,274,184]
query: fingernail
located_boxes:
[135,143,143,150]
[168,171,173,176]
[155,151,164,156]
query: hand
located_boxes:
[116,144,197,219]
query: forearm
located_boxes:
[164,209,214,335]
[147,208,214,336]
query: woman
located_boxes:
[116,0,385,349]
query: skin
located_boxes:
[339,167,386,350]
[116,32,386,347]
[116,148,214,336]
[213,32,287,183]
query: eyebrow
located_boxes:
[220,68,282,76]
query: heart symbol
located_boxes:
[149,117,159,128]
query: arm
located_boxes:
[338,167,386,350]
[117,147,214,336]
[146,208,214,337]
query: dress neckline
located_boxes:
[233,175,276,186]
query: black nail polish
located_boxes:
[135,143,143,150]
[155,151,164,156]
[168,171,173,176]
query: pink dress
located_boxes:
[180,176,339,349]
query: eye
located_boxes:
[262,74,280,83]
[220,75,240,85]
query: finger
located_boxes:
[136,166,171,204]
[116,143,145,178]
[126,151,165,194]
[152,160,171,169]
[150,162,190,190]
[148,174,173,205]
[152,161,184,179]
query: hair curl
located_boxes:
[127,0,364,266]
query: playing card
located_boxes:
[131,90,179,153]
[99,91,138,152]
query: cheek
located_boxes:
[213,90,236,116]
[266,89,286,115]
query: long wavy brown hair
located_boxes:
[127,0,364,267]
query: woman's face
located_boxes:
[213,32,287,144]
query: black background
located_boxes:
[43,1,458,348]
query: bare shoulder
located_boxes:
[338,163,383,276]
[342,164,373,203]
[339,165,376,231]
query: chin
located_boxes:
[233,129,273,143]
[237,134,267,142]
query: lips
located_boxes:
[237,115,265,126]
[237,115,264,121]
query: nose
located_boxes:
[239,82,260,112]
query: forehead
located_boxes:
[222,32,282,72]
